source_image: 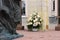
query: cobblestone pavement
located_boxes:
[14,30,60,40]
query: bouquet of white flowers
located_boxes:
[27,12,43,31]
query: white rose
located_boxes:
[35,18,38,21]
[37,15,40,17]
[40,19,42,21]
[36,22,40,25]
[33,20,36,22]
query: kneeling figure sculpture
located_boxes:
[0,0,23,40]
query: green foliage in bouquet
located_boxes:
[27,12,43,31]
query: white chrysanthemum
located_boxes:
[37,15,40,17]
[33,23,37,26]
[36,22,40,25]
[40,19,42,21]
[33,19,38,22]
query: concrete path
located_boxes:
[14,30,60,40]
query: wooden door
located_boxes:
[58,0,60,24]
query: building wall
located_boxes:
[48,0,57,17]
[25,0,57,17]
[24,0,49,30]
[22,0,58,30]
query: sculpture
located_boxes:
[0,0,23,40]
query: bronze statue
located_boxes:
[0,0,23,40]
